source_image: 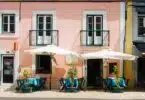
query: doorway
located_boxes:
[2,55,14,83]
[137,57,145,88]
[87,59,103,89]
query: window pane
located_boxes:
[87,16,93,23]
[139,23,143,27]
[96,24,101,30]
[38,30,43,36]
[38,24,43,30]
[46,30,51,36]
[88,31,92,36]
[10,24,15,33]
[3,16,8,23]
[46,24,51,29]
[38,16,43,23]
[139,17,143,22]
[96,17,101,23]
[10,15,15,23]
[88,24,93,30]
[138,27,145,36]
[3,24,8,32]
[46,16,51,23]
[96,31,101,36]
[138,16,145,36]
[139,17,143,27]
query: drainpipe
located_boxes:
[19,1,22,21]
[120,0,126,77]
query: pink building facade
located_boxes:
[0,1,125,89]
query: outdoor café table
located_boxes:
[107,77,126,87]
[26,77,40,87]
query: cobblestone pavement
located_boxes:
[0,91,145,100]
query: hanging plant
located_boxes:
[113,65,119,77]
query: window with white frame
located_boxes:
[86,15,103,45]
[138,15,145,36]
[87,15,103,36]
[2,14,15,33]
[37,14,52,36]
[35,14,53,45]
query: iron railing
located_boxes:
[80,30,110,46]
[29,30,59,46]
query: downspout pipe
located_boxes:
[120,0,126,77]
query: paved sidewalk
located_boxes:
[0,90,145,99]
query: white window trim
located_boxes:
[31,11,56,47]
[83,10,108,31]
[82,10,108,45]
[120,2,125,77]
[0,10,19,38]
[32,11,56,30]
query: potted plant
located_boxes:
[23,70,29,79]
[67,64,78,79]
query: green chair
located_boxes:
[65,78,79,92]
[16,79,33,93]
[15,79,25,92]
[104,77,125,93]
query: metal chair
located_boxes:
[59,78,66,92]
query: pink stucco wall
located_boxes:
[0,2,121,86]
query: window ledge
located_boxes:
[0,35,19,39]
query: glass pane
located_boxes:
[139,17,143,22]
[87,16,93,23]
[46,30,51,36]
[96,24,101,36]
[96,24,101,30]
[38,24,43,30]
[38,30,43,36]
[96,17,101,23]
[88,31,92,36]
[139,17,143,27]
[46,24,51,30]
[10,15,15,23]
[3,16,8,23]
[3,24,8,32]
[46,16,51,23]
[10,24,15,33]
[38,16,43,23]
[96,31,101,36]
[88,24,93,30]
[139,27,145,36]
[139,22,143,27]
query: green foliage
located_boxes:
[67,65,78,79]
[23,70,29,78]
[113,65,119,77]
